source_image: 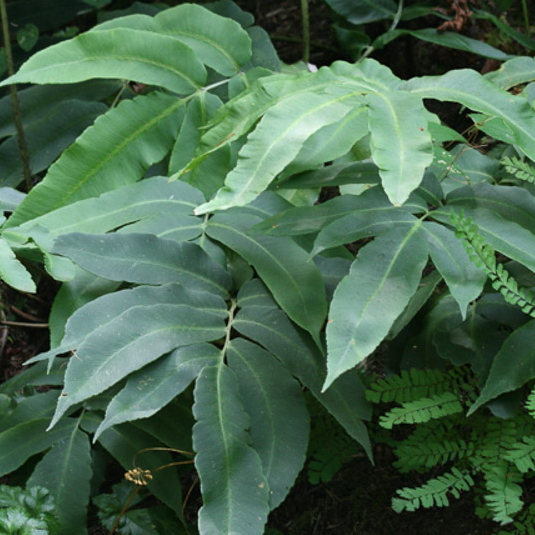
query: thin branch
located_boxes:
[0,0,33,191]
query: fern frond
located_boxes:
[478,418,518,462]
[502,156,535,184]
[451,211,535,318]
[307,439,357,484]
[505,436,535,473]
[379,392,463,429]
[484,461,523,525]
[392,467,474,512]
[526,388,535,418]
[394,438,474,473]
[366,368,462,404]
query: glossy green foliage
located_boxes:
[2,1,535,533]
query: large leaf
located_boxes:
[193,364,270,535]
[469,319,535,414]
[206,210,327,342]
[233,280,372,456]
[422,222,486,317]
[94,343,221,440]
[0,418,75,476]
[9,177,204,240]
[52,233,232,297]
[6,92,185,227]
[194,91,361,214]
[367,90,433,205]
[404,69,535,162]
[325,224,428,389]
[227,338,309,509]
[0,29,207,93]
[31,283,226,365]
[0,238,36,292]
[28,425,92,535]
[49,301,226,428]
[93,3,252,76]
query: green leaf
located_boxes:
[324,224,428,389]
[0,238,36,292]
[380,28,515,61]
[367,90,433,205]
[422,222,486,317]
[193,365,270,535]
[94,343,221,440]
[28,425,92,535]
[195,91,361,214]
[6,92,185,227]
[49,301,226,428]
[206,210,327,342]
[16,23,39,52]
[405,69,535,162]
[233,281,372,456]
[227,338,309,509]
[0,418,76,477]
[10,177,204,240]
[52,233,232,297]
[94,3,252,76]
[0,29,206,93]
[469,319,535,414]
[325,0,397,24]
[485,56,535,89]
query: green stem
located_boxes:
[358,0,404,62]
[521,0,530,36]
[0,0,32,191]
[300,0,310,64]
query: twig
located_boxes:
[0,0,33,191]
[1,320,48,328]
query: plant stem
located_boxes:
[301,0,310,64]
[521,0,530,36]
[0,0,32,191]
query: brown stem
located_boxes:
[0,0,33,191]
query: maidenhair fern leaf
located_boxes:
[505,436,535,473]
[484,461,523,525]
[394,438,474,473]
[502,156,535,184]
[366,368,466,403]
[379,392,463,429]
[451,211,535,318]
[392,467,474,512]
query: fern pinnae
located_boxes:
[505,436,535,473]
[501,156,535,185]
[451,211,535,318]
[379,391,463,429]
[392,467,474,512]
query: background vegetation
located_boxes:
[1,0,535,533]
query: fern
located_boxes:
[505,436,535,473]
[379,391,463,429]
[451,211,535,318]
[501,156,535,184]
[392,467,474,512]
[483,461,524,525]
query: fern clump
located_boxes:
[451,211,535,318]
[368,367,535,525]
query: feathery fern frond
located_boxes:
[395,437,474,473]
[505,436,535,473]
[379,392,463,429]
[478,418,518,462]
[484,461,524,525]
[502,156,535,184]
[451,211,535,318]
[366,368,468,404]
[392,467,474,512]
